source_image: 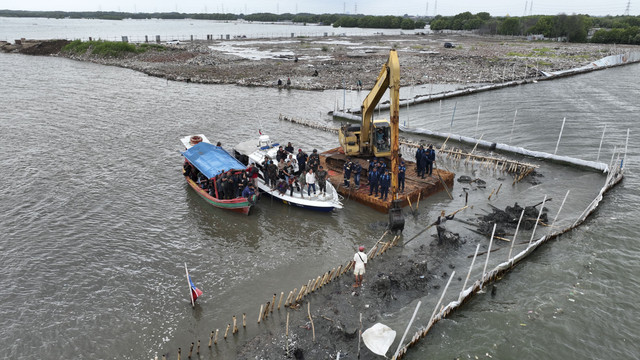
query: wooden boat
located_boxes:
[181,135,257,215]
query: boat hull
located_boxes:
[185,176,253,215]
[255,178,341,212]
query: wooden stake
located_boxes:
[488,188,496,200]
[242,313,246,328]
[416,192,421,210]
[232,315,237,334]
[258,304,264,323]
[224,324,230,339]
[278,292,284,310]
[197,340,200,355]
[208,331,214,347]
[177,348,181,360]
[495,183,503,195]
[357,313,363,359]
[271,294,276,312]
[214,329,219,345]
[263,301,270,319]
[188,342,193,358]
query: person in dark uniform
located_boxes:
[416,145,425,178]
[308,149,320,173]
[343,159,352,187]
[368,167,379,197]
[379,169,390,200]
[398,161,406,192]
[296,149,307,175]
[352,161,362,189]
[426,145,436,176]
[285,142,294,154]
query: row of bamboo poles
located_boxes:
[391,162,624,359]
[163,232,401,360]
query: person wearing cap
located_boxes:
[308,149,320,173]
[296,149,307,175]
[379,168,391,201]
[343,158,352,187]
[352,161,362,189]
[426,144,436,176]
[398,161,406,192]
[353,246,368,287]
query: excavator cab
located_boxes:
[339,123,361,156]
[372,120,391,157]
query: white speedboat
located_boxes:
[234,135,343,212]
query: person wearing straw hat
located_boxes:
[353,246,368,288]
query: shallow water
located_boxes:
[0,47,638,359]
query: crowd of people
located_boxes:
[183,161,257,200]
[257,144,330,198]
[415,144,436,178]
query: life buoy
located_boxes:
[190,135,203,145]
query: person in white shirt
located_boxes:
[305,168,317,196]
[353,246,367,288]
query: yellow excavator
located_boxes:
[338,49,404,231]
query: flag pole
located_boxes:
[185,263,195,308]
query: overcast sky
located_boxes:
[4,0,636,17]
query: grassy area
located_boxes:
[62,40,163,57]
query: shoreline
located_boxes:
[3,33,637,91]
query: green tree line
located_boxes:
[429,12,640,44]
[0,10,425,29]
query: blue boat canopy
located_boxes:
[182,142,247,179]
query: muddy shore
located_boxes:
[2,33,629,90]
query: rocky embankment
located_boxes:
[2,34,627,90]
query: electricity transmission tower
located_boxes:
[625,0,631,16]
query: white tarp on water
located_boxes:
[541,51,640,77]
[362,323,397,357]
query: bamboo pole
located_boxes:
[487,188,496,200]
[481,224,497,289]
[460,244,480,302]
[495,183,502,195]
[357,313,363,359]
[596,124,607,161]
[286,311,290,356]
[278,292,284,310]
[508,209,526,260]
[307,302,316,342]
[554,117,566,155]
[529,195,547,244]
[551,190,570,229]
[392,301,422,360]
[263,301,271,319]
